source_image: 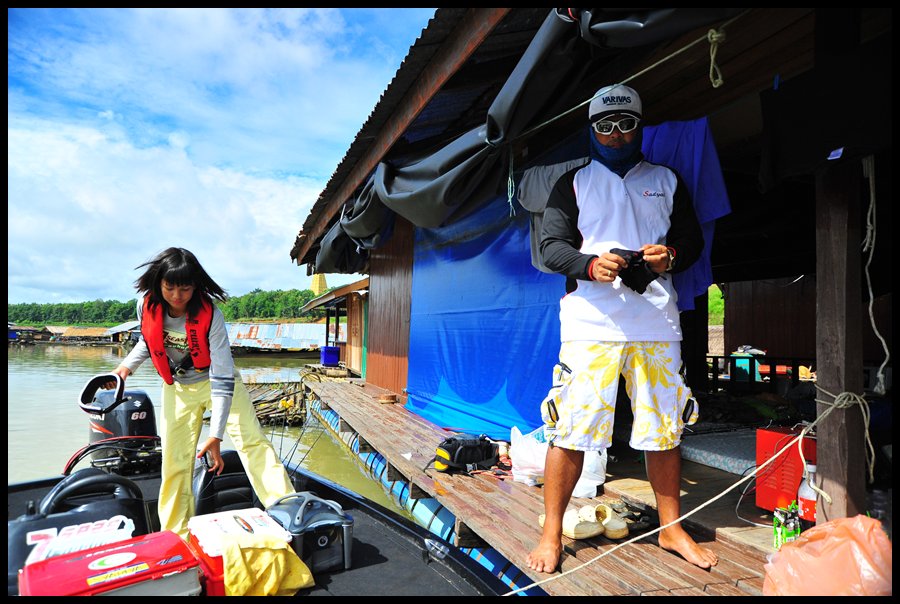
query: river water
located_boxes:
[7,343,403,515]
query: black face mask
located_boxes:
[589,126,643,177]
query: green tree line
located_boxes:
[8,289,326,326]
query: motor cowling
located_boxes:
[82,389,161,476]
[87,390,158,445]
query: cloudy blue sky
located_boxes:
[8,8,436,304]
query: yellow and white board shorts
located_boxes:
[540,341,698,452]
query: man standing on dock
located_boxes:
[527,84,718,572]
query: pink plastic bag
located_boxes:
[763,514,892,596]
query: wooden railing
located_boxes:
[706,355,815,395]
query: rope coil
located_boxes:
[707,28,726,88]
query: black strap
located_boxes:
[168,353,195,376]
[435,453,500,473]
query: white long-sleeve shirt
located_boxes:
[540,158,703,342]
[120,302,235,439]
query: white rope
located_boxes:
[861,155,890,396]
[503,385,873,596]
[814,385,877,487]
[507,146,517,217]
[707,28,726,88]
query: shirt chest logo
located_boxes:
[642,190,665,199]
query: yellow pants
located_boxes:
[158,379,295,539]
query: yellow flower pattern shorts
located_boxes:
[540,341,698,452]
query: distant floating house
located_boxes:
[226,322,330,355]
[60,326,114,344]
[45,326,68,341]
[106,320,142,344]
[299,278,367,376]
[8,323,50,343]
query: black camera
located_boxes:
[609,248,658,294]
[611,248,645,269]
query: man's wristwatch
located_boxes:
[665,247,676,272]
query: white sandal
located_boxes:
[539,508,605,540]
[583,503,629,539]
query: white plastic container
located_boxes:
[187,507,293,557]
[797,462,817,530]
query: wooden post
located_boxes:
[453,519,488,548]
[386,464,405,482]
[325,309,332,347]
[814,159,866,521]
[678,291,709,393]
[409,482,429,500]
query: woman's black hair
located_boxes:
[134,247,227,317]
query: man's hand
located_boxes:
[640,244,669,274]
[591,252,628,282]
[197,437,224,475]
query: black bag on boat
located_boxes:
[433,433,499,473]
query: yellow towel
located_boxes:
[220,533,314,596]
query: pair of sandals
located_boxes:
[539,503,629,540]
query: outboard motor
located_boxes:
[8,375,159,595]
[76,374,161,475]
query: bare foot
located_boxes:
[658,526,718,569]
[526,538,562,573]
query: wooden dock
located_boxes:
[302,379,773,596]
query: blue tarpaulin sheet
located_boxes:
[404,118,729,439]
[405,196,562,440]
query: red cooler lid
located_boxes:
[19,530,198,596]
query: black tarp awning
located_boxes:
[314,8,745,274]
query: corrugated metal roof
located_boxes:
[106,320,141,335]
[300,277,369,313]
[226,322,327,351]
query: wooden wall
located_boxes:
[366,217,414,400]
[723,277,892,365]
[347,292,365,373]
[723,277,817,360]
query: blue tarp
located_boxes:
[642,117,731,311]
[405,118,730,439]
[405,197,562,440]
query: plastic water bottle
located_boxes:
[797,462,817,531]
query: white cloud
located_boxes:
[8,117,325,302]
[8,8,434,304]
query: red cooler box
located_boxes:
[187,507,293,596]
[18,530,201,596]
[755,426,817,512]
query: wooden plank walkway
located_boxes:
[302,379,772,597]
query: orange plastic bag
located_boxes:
[763,514,892,596]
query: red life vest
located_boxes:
[141,295,213,385]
